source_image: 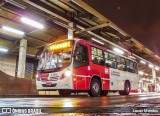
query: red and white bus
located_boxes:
[36,39,139,97]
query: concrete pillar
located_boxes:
[68,22,74,39]
[17,39,27,78]
[152,67,157,91]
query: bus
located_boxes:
[36,39,139,97]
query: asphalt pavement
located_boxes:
[0,93,160,115]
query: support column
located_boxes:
[17,39,27,78]
[68,22,74,39]
[152,67,157,91]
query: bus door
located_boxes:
[73,42,89,90]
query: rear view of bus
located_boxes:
[36,40,75,96]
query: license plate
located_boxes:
[46,82,52,86]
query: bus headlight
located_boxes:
[64,70,72,77]
[36,74,39,78]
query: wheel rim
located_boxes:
[92,82,99,93]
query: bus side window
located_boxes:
[106,53,116,69]
[91,46,104,66]
[126,59,130,71]
[134,62,138,73]
[116,56,126,71]
[73,44,89,68]
[126,60,134,73]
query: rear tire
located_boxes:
[88,78,101,97]
[58,90,71,97]
[119,82,130,95]
[100,90,108,96]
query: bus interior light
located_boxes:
[21,17,44,29]
[113,48,124,54]
[2,26,25,35]
[91,38,104,45]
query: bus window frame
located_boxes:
[91,46,105,66]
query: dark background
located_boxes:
[85,0,160,55]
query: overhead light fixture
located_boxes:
[2,26,25,35]
[149,64,154,68]
[91,38,104,45]
[113,48,124,54]
[129,55,136,60]
[155,67,159,71]
[140,60,146,64]
[21,17,44,29]
[139,71,144,75]
[0,47,8,53]
[145,73,148,76]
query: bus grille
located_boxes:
[49,77,59,81]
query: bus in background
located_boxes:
[36,39,139,97]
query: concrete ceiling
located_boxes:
[0,0,159,77]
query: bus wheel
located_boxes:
[58,90,71,97]
[100,90,108,96]
[88,78,101,97]
[119,82,130,95]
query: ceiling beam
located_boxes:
[75,23,109,34]
[21,0,70,23]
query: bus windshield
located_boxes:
[37,40,74,71]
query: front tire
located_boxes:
[58,90,71,97]
[119,82,130,95]
[88,78,101,97]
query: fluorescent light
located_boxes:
[140,60,146,64]
[113,48,124,54]
[91,38,104,45]
[129,55,136,59]
[0,47,8,52]
[149,64,154,68]
[21,17,44,29]
[139,71,144,75]
[2,26,25,35]
[145,73,148,76]
[155,67,159,71]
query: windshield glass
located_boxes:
[37,40,74,70]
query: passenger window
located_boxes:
[126,59,134,73]
[134,62,138,73]
[104,52,116,68]
[91,47,104,65]
[116,56,126,71]
[73,44,89,68]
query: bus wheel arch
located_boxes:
[88,76,102,97]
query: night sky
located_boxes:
[85,0,160,55]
